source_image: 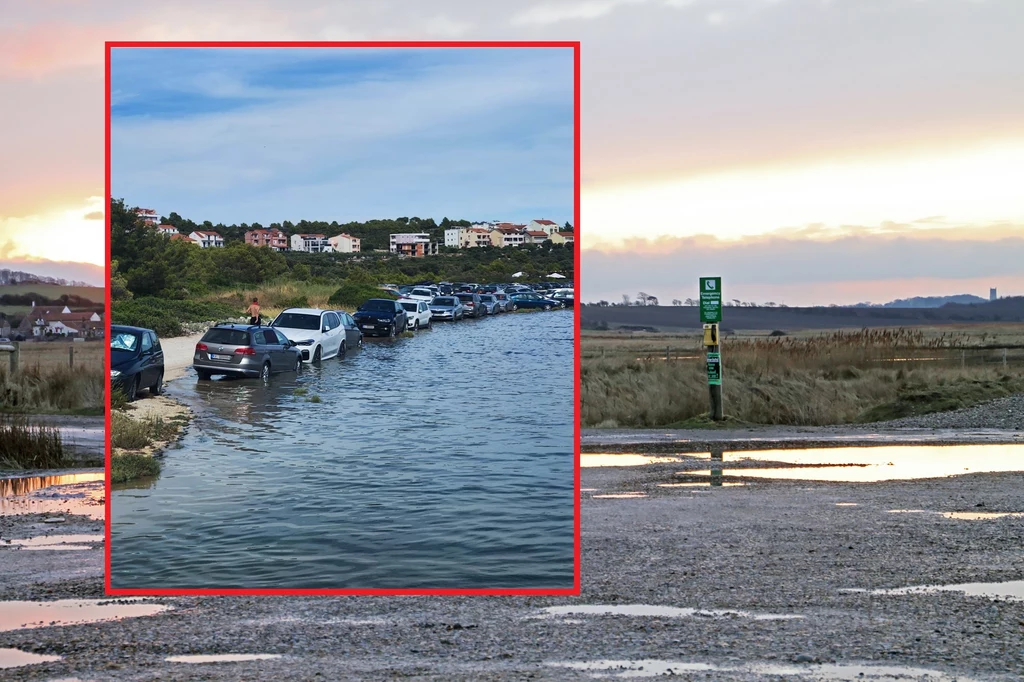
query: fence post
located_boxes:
[961,349,965,368]
[9,342,19,375]
[1004,348,1008,368]
[69,345,74,369]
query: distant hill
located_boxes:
[852,294,990,308]
[582,296,1024,332]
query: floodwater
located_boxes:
[166,654,283,663]
[0,648,61,670]
[4,534,103,551]
[665,445,1024,483]
[871,579,1024,601]
[535,604,802,621]
[110,311,574,589]
[0,471,104,519]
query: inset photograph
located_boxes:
[107,43,577,592]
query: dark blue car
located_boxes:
[509,293,563,311]
[353,298,408,337]
[110,325,165,401]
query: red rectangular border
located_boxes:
[104,40,581,597]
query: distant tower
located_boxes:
[990,288,997,301]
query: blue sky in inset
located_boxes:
[111,47,574,226]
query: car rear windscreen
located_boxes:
[456,294,474,301]
[273,313,320,330]
[202,329,250,345]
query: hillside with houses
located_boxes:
[134,207,573,257]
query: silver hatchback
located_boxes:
[193,324,302,381]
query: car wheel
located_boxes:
[128,375,140,402]
[196,369,211,381]
[358,335,363,348]
[294,356,302,373]
[389,324,396,338]
[426,319,432,329]
[412,320,419,331]
[313,346,322,363]
[339,341,347,357]
[261,362,271,382]
[150,370,163,396]
[512,303,519,311]
[543,304,552,311]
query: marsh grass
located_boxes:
[582,328,1024,427]
[111,411,178,450]
[110,452,161,484]
[0,416,68,469]
[0,362,104,414]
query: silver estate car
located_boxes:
[193,323,302,381]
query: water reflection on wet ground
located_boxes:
[546,659,985,680]
[871,579,1024,601]
[166,654,283,664]
[0,599,172,632]
[111,312,574,589]
[0,471,104,519]
[534,604,803,621]
[0,648,62,670]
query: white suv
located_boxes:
[406,287,436,303]
[398,299,433,331]
[270,308,347,363]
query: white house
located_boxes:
[188,231,224,248]
[156,224,178,237]
[327,233,360,253]
[291,233,332,253]
[528,219,561,236]
[444,228,464,248]
[134,208,159,226]
[463,228,493,248]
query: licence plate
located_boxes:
[209,353,227,360]
[363,325,375,329]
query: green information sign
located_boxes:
[706,351,722,385]
[699,277,722,323]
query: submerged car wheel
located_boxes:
[339,341,347,357]
[412,320,419,331]
[261,362,271,382]
[293,356,302,373]
[196,369,211,381]
[511,303,519,311]
[543,303,552,311]
[389,323,396,338]
[313,346,322,363]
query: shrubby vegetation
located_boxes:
[110,197,574,334]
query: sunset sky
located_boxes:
[2,0,1023,302]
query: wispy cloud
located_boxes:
[111,47,574,225]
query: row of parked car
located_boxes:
[110,283,574,398]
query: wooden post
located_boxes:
[1004,348,1008,368]
[69,345,74,369]
[10,342,19,375]
[961,349,965,368]
[707,325,724,421]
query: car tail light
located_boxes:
[196,343,208,351]
[234,347,256,355]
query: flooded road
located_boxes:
[110,311,574,590]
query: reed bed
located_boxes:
[582,328,1024,427]
[0,363,104,413]
[0,415,68,469]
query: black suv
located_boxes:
[193,323,302,381]
[353,299,409,337]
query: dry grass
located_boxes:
[582,327,1024,428]
[0,362,105,414]
[12,342,104,372]
[204,282,342,318]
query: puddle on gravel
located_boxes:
[888,509,1024,520]
[547,659,982,680]
[533,604,803,621]
[3,534,103,550]
[582,454,687,468]
[871,580,1024,601]
[166,654,283,663]
[0,472,105,520]
[657,481,745,488]
[835,502,859,506]
[591,492,647,499]
[0,599,172,632]
[0,647,62,669]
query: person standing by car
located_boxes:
[247,298,262,325]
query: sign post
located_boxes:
[700,277,724,421]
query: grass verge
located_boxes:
[110,452,161,484]
[111,411,179,450]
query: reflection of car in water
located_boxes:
[398,299,433,330]
[193,323,302,381]
[353,299,408,337]
[110,325,165,401]
[271,308,347,363]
